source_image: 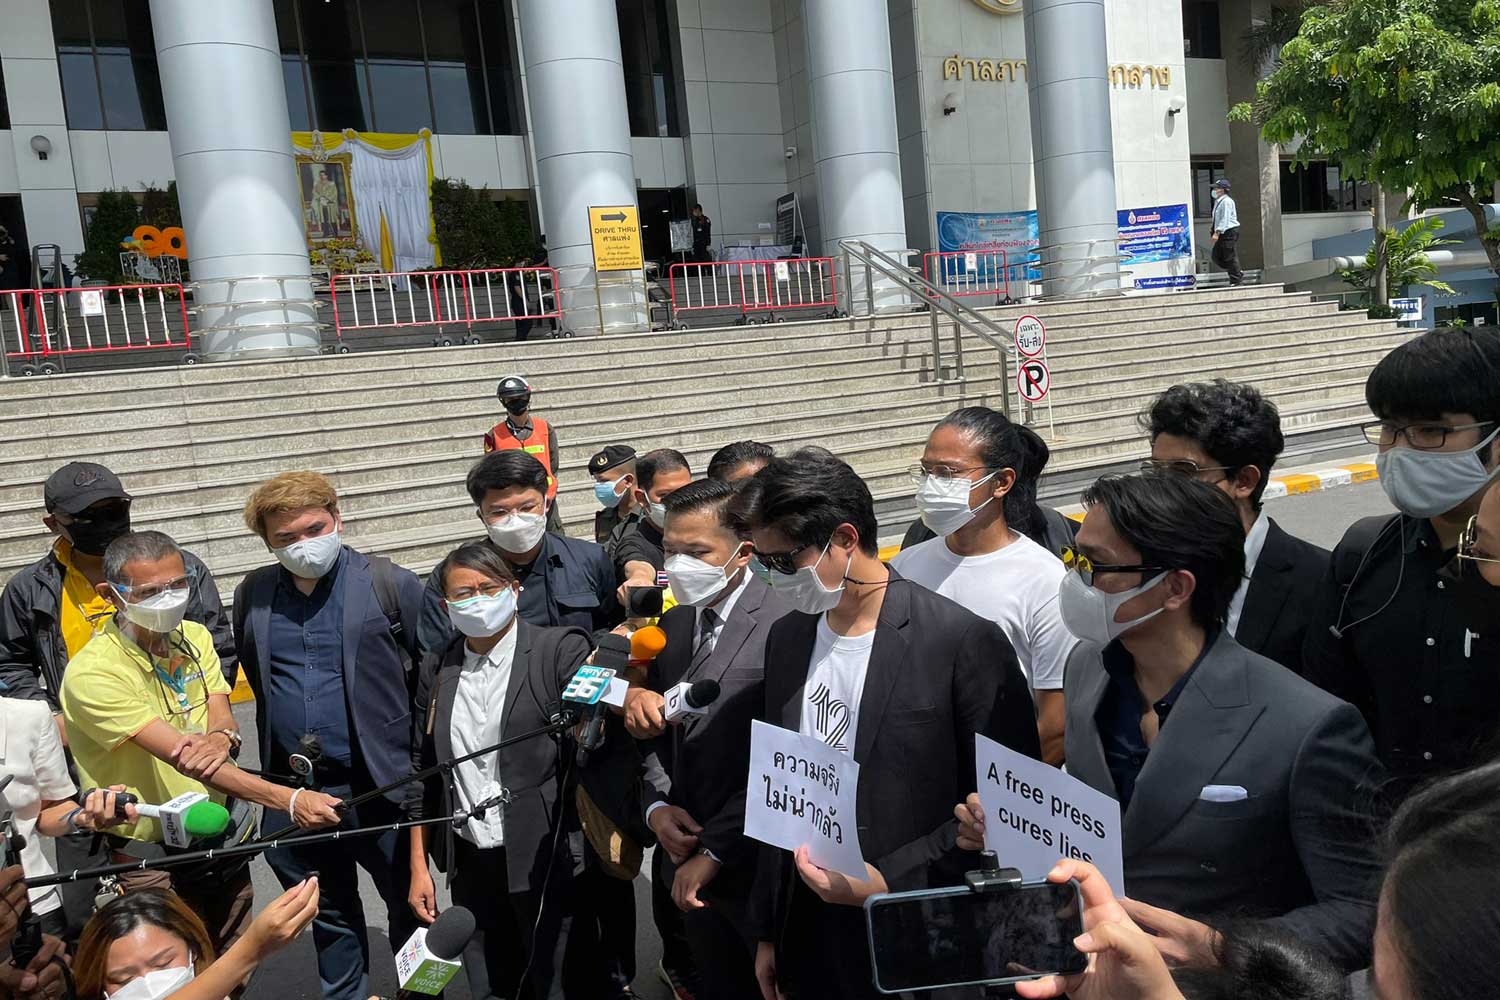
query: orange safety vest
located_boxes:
[483,415,558,502]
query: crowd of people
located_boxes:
[0,327,1498,1000]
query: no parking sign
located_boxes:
[1018,358,1050,402]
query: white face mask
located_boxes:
[768,539,849,616]
[916,472,997,537]
[446,588,519,638]
[643,498,666,527]
[108,964,195,1000]
[484,511,547,553]
[115,587,190,634]
[272,529,342,579]
[665,548,743,608]
[1056,570,1168,645]
[1377,426,1500,519]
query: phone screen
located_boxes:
[866,881,1087,993]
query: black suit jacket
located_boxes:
[232,547,425,804]
[1063,632,1382,970]
[409,622,592,894]
[642,576,791,874]
[1235,518,1330,674]
[746,571,1040,964]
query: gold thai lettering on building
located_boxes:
[942,56,1171,88]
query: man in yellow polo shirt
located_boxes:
[61,530,343,955]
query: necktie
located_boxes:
[690,608,718,674]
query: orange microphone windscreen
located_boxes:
[630,625,668,661]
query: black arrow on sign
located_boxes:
[601,212,627,223]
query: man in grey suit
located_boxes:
[625,478,792,1000]
[965,474,1383,972]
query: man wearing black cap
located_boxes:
[590,445,641,556]
[0,461,232,934]
[484,374,564,531]
[1210,177,1243,286]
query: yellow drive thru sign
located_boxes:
[589,205,644,272]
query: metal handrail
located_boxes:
[839,240,1014,418]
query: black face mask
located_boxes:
[503,396,530,417]
[63,511,132,556]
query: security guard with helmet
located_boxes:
[483,375,564,531]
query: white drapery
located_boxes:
[343,135,435,273]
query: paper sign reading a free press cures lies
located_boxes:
[975,733,1124,892]
[744,720,866,879]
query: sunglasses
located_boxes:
[753,543,815,576]
[1059,546,1164,587]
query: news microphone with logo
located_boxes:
[80,789,230,847]
[663,679,722,724]
[395,905,476,996]
[565,634,631,765]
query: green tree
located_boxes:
[1233,0,1500,282]
[430,178,537,268]
[1342,215,1459,300]
[141,181,182,229]
[75,190,142,284]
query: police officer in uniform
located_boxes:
[483,375,564,532]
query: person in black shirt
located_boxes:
[615,449,692,598]
[590,444,641,557]
[1305,328,1500,790]
[690,204,712,263]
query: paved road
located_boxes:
[234,478,1392,999]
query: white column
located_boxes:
[150,0,319,359]
[518,0,646,336]
[1023,0,1120,297]
[804,0,908,312]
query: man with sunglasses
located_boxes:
[737,456,1039,1000]
[0,462,232,936]
[60,530,343,957]
[960,474,1381,972]
[1141,380,1329,672]
[1305,328,1500,790]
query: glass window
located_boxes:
[617,0,681,137]
[476,0,523,135]
[423,0,488,134]
[299,0,369,131]
[1182,0,1222,59]
[360,0,435,132]
[57,50,105,130]
[1192,161,1226,217]
[1280,160,1375,214]
[274,0,313,131]
[49,0,165,130]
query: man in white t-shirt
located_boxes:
[891,409,1078,763]
[736,455,1039,1000]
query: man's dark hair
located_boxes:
[663,478,741,533]
[637,448,691,493]
[433,540,517,596]
[1173,924,1347,1000]
[787,445,840,463]
[1366,327,1500,425]
[735,458,879,556]
[707,441,775,481]
[466,451,547,505]
[937,406,1051,536]
[1142,380,1285,510]
[692,203,703,212]
[1081,474,1245,628]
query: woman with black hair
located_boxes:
[890,407,1077,762]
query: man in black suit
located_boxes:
[622,479,791,1000]
[1141,379,1329,672]
[962,474,1382,972]
[736,457,1040,1000]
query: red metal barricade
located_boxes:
[922,249,1014,303]
[1,284,194,374]
[329,267,562,347]
[668,258,839,326]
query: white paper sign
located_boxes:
[963,252,978,272]
[975,733,1124,892]
[745,720,865,878]
[78,289,105,317]
[774,260,790,282]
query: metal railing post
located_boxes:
[928,306,941,382]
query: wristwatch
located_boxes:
[212,728,244,759]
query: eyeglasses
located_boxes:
[1360,420,1495,451]
[1059,546,1165,587]
[1139,459,1235,481]
[753,543,814,576]
[1458,515,1500,566]
[112,574,193,603]
[907,463,993,483]
[447,581,512,603]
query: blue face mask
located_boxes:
[594,479,626,509]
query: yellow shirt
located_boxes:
[59,618,231,843]
[54,540,113,659]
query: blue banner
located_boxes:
[936,210,1040,280]
[1134,275,1196,290]
[1117,203,1193,264]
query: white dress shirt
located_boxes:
[1,698,77,914]
[694,568,751,654]
[1226,513,1271,638]
[450,625,519,849]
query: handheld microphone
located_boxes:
[567,635,631,765]
[80,789,230,847]
[663,679,721,724]
[395,905,476,995]
[629,625,668,666]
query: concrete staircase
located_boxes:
[0,285,1405,597]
